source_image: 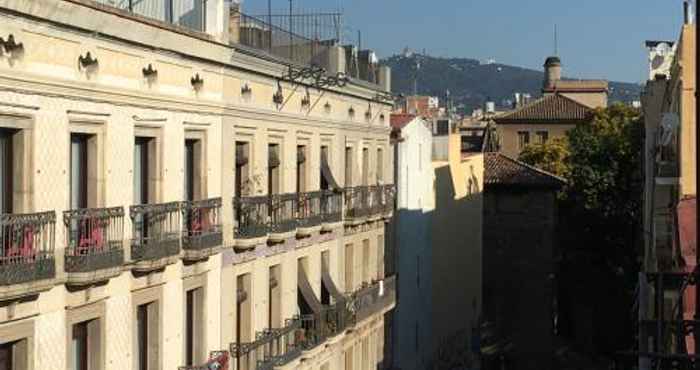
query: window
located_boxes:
[0,129,13,214]
[296,145,307,193]
[345,243,354,292]
[0,339,27,370]
[377,235,385,279]
[235,141,250,197]
[362,239,370,285]
[345,147,353,187]
[376,148,384,183]
[320,251,331,305]
[135,301,159,370]
[236,274,251,344]
[269,265,281,328]
[175,0,206,32]
[70,134,90,209]
[536,131,549,144]
[184,139,196,201]
[320,146,330,190]
[134,137,151,205]
[268,144,280,195]
[71,319,100,370]
[517,131,530,150]
[362,148,369,186]
[185,288,204,366]
[436,120,449,135]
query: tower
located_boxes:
[543,56,562,89]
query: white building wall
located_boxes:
[393,118,434,370]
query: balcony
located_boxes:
[231,319,302,370]
[269,193,298,242]
[297,191,323,236]
[181,198,223,261]
[350,275,396,323]
[344,186,369,224]
[233,195,270,250]
[63,207,125,286]
[129,202,181,272]
[0,211,56,301]
[178,350,229,370]
[381,184,396,218]
[321,190,343,230]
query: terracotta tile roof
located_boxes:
[484,153,566,189]
[390,114,416,130]
[494,94,592,124]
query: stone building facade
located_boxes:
[0,1,395,370]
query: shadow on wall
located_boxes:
[389,207,434,370]
[430,161,483,369]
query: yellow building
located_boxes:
[494,94,593,158]
[638,19,696,365]
[0,1,395,370]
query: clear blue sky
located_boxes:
[243,0,685,83]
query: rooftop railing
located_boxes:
[63,207,124,278]
[0,211,56,287]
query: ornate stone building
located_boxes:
[0,1,395,369]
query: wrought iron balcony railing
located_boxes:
[0,211,56,288]
[234,195,270,240]
[270,193,298,235]
[381,184,396,215]
[181,198,222,255]
[63,207,125,277]
[231,318,302,370]
[321,190,343,224]
[297,191,323,230]
[129,202,181,265]
[178,350,230,370]
[349,275,397,323]
[344,186,369,220]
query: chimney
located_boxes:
[685,0,694,24]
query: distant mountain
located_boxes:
[382,54,642,113]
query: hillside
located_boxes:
[383,54,642,113]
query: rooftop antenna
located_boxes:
[554,24,559,56]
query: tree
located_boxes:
[518,138,570,178]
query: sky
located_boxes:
[242,0,685,83]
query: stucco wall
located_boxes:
[430,133,483,364]
[497,123,574,159]
[392,118,434,370]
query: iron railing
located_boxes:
[349,275,397,323]
[367,185,383,216]
[344,186,369,220]
[381,184,396,215]
[297,191,323,229]
[91,0,207,32]
[270,193,298,234]
[63,207,124,273]
[231,318,302,370]
[233,10,333,67]
[321,190,343,224]
[129,202,181,262]
[181,197,222,251]
[0,211,56,286]
[178,350,230,370]
[234,195,270,239]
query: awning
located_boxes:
[321,267,345,304]
[268,147,280,168]
[321,152,340,190]
[676,196,696,354]
[298,269,322,314]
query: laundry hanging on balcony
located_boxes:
[298,268,323,314]
[320,152,341,191]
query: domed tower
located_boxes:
[543,56,562,89]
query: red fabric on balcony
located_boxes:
[677,196,697,354]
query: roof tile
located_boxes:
[484,153,566,188]
[494,94,592,124]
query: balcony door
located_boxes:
[70,134,90,210]
[0,129,12,214]
[134,137,151,206]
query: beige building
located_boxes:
[494,55,608,158]
[638,18,696,366]
[0,1,396,370]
